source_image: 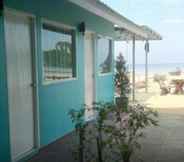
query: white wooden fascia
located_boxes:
[68,0,148,39]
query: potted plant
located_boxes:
[68,53,158,162]
[69,108,87,162]
[107,53,159,162]
[69,103,114,162]
[115,53,130,112]
[93,102,115,162]
[105,103,158,162]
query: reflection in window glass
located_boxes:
[98,38,112,74]
[42,24,75,82]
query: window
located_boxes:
[98,37,112,74]
[42,23,76,82]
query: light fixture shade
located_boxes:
[78,22,86,35]
[0,0,3,16]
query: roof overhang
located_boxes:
[68,0,148,38]
[115,25,162,41]
[68,0,162,41]
[141,25,162,40]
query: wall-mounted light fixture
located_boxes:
[78,22,86,35]
[114,25,126,33]
[0,0,3,16]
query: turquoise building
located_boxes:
[0,0,161,161]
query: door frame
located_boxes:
[84,32,96,120]
[4,8,40,162]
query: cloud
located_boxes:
[163,18,184,24]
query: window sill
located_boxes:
[42,77,78,86]
[98,72,113,77]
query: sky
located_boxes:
[101,0,184,64]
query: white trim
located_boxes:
[43,78,78,86]
[68,0,148,39]
[4,7,35,18]
[13,149,37,162]
[97,34,113,41]
[92,34,96,104]
[84,32,96,120]
[85,29,96,34]
[32,17,41,150]
[99,72,113,77]
[92,34,98,102]
[42,18,76,30]
[132,35,136,102]
[97,36,113,76]
[3,9,40,162]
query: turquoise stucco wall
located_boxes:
[0,13,11,162]
[1,0,115,161]
[96,74,115,102]
[36,18,85,144]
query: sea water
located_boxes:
[127,63,184,75]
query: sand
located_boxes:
[132,72,184,109]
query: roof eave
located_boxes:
[68,0,148,38]
[115,26,162,41]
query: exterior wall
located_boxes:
[2,0,115,161]
[0,13,11,162]
[37,21,85,145]
[96,75,115,102]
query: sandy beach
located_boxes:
[131,72,184,109]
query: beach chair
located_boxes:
[158,80,170,95]
[169,68,182,76]
[135,81,146,89]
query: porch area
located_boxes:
[28,108,184,162]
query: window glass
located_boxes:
[42,24,76,82]
[98,38,112,74]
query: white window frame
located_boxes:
[41,19,78,85]
[97,35,113,76]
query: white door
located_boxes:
[5,12,35,161]
[84,33,95,120]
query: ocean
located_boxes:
[127,63,184,75]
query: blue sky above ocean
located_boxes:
[129,63,184,75]
[101,0,184,64]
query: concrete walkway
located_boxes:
[28,108,184,162]
[133,108,184,162]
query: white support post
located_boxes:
[132,35,136,102]
[145,40,149,93]
[145,50,148,93]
